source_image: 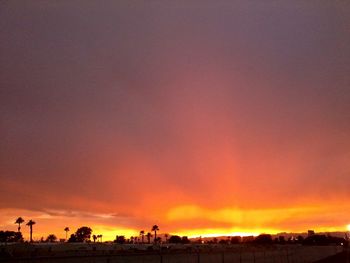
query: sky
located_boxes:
[1,1,350,241]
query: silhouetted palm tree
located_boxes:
[64,227,70,240]
[93,235,97,243]
[151,225,159,243]
[140,230,145,243]
[146,232,152,244]
[26,220,36,242]
[164,233,169,243]
[15,217,24,233]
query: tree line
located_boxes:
[0,217,347,246]
[2,218,169,244]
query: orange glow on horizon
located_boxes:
[2,201,349,242]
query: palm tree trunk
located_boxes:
[30,225,33,242]
[154,231,157,242]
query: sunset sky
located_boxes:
[1,1,350,241]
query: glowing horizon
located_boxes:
[8,223,350,242]
[3,203,350,241]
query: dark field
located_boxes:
[0,243,346,263]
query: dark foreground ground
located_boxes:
[0,243,346,263]
[314,250,350,263]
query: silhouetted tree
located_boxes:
[0,231,23,242]
[26,220,36,242]
[68,234,77,242]
[140,230,145,243]
[93,235,97,243]
[75,226,92,242]
[254,234,273,244]
[168,235,182,243]
[15,217,24,233]
[164,233,169,243]
[46,234,57,242]
[301,234,346,246]
[114,235,126,244]
[151,225,159,243]
[64,227,70,240]
[146,232,152,244]
[182,236,190,244]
